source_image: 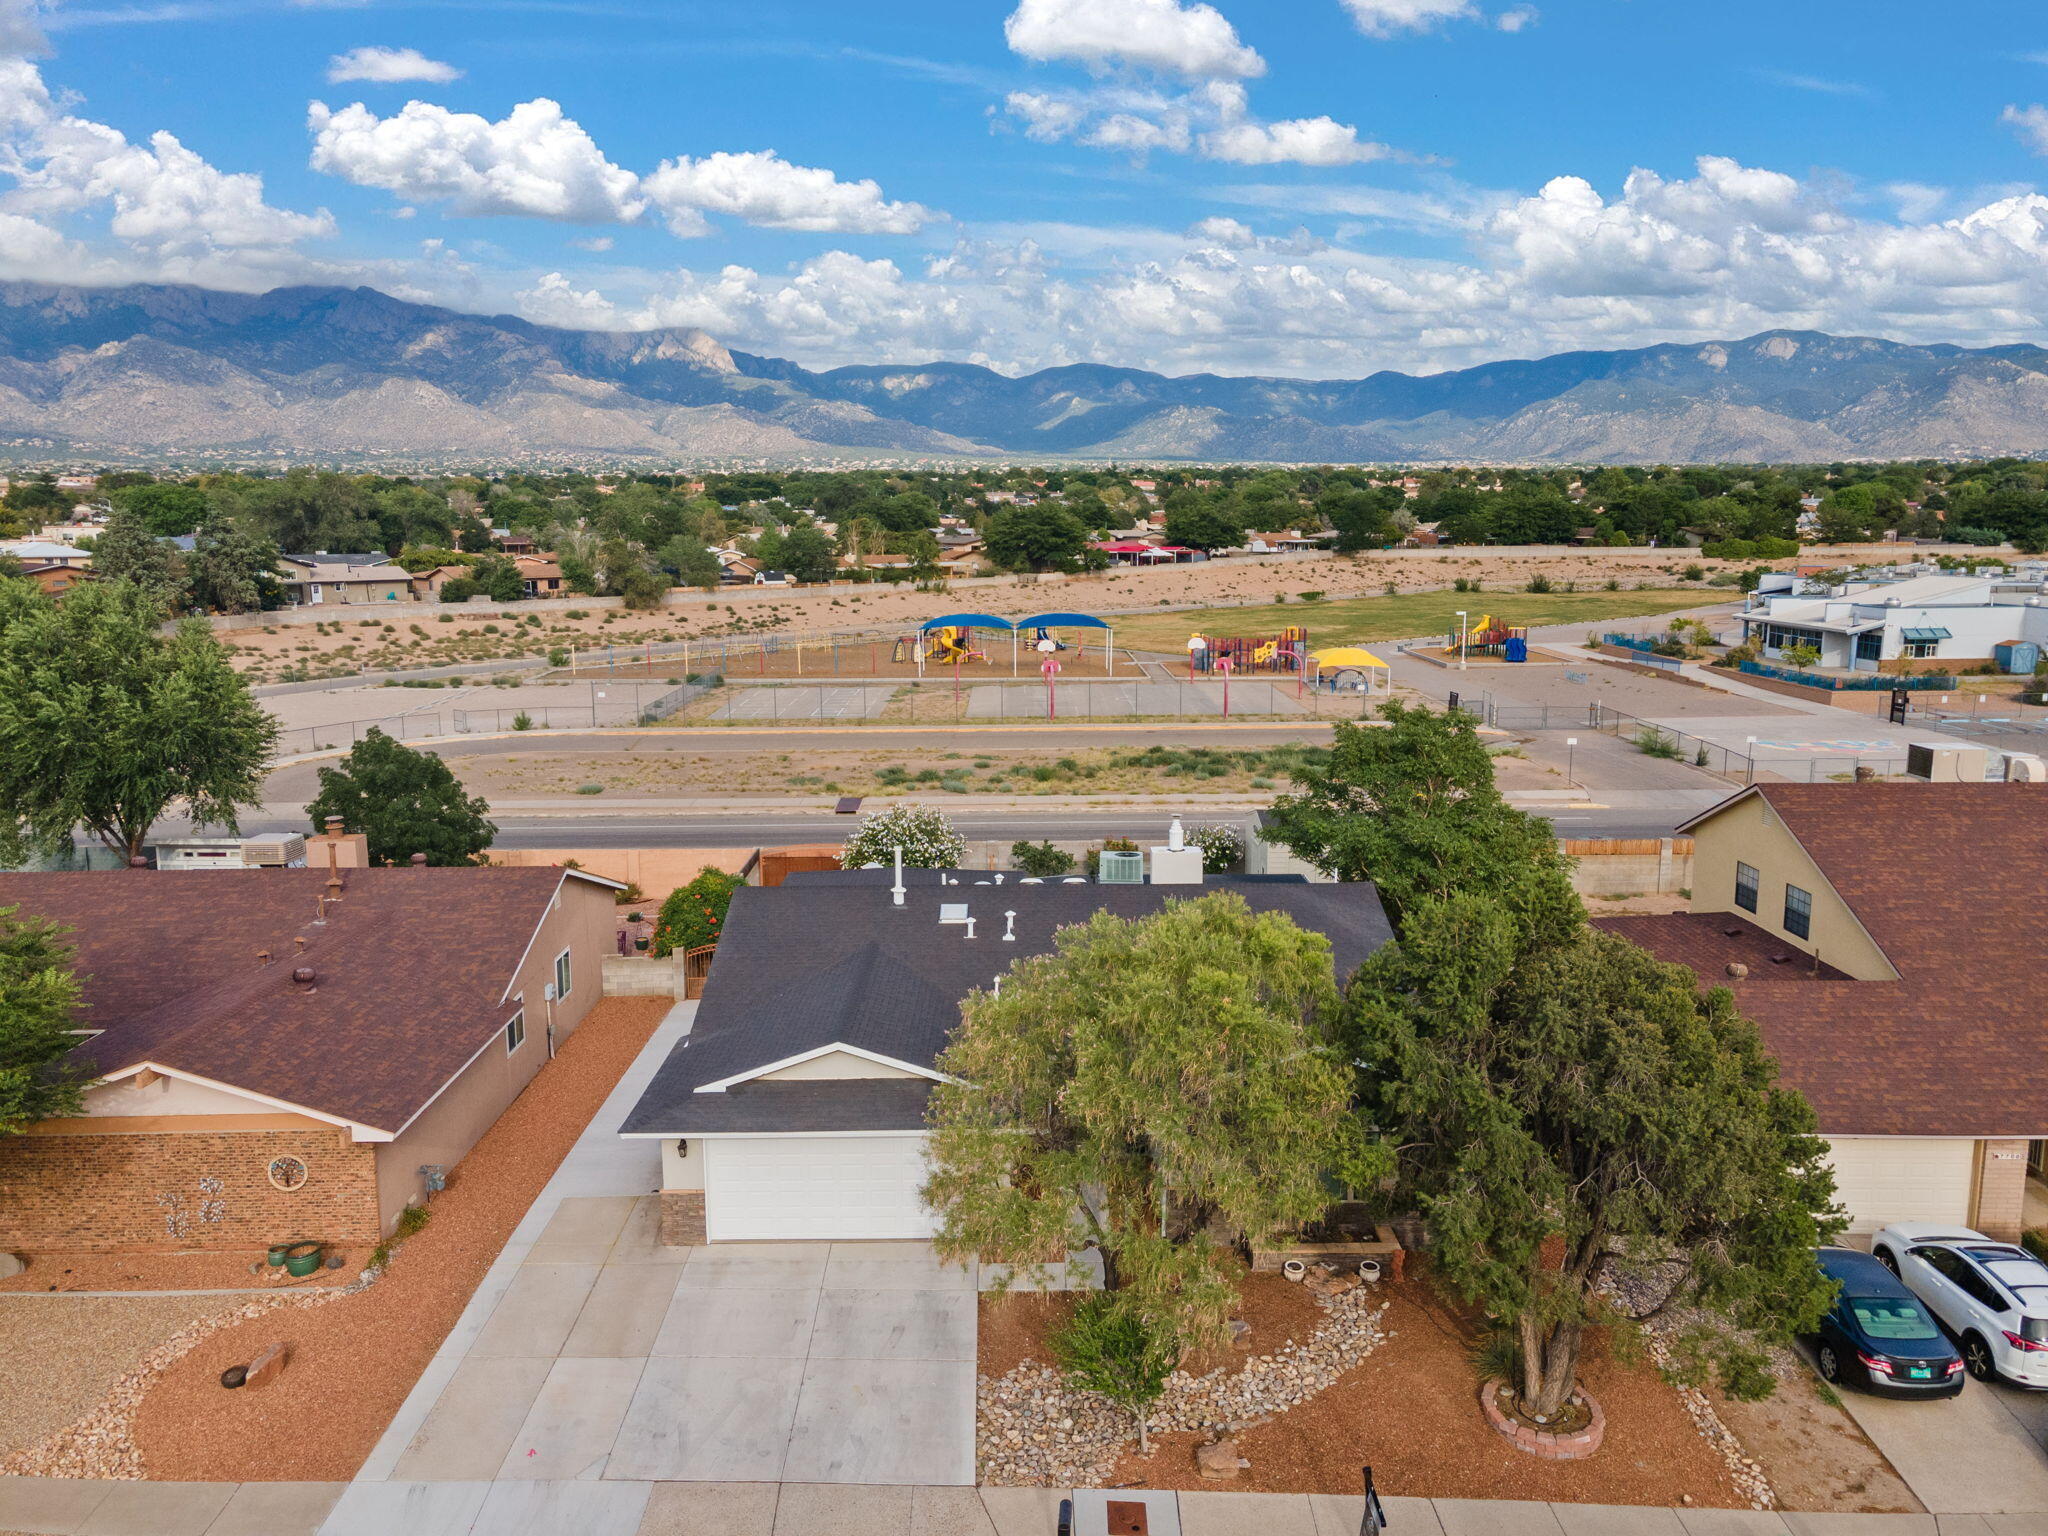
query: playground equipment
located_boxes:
[1189,625,1308,674]
[1443,614,1530,662]
[924,626,987,665]
[1308,646,1392,695]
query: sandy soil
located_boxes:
[120,997,671,1482]
[219,549,1798,684]
[458,740,1331,801]
[1712,1376,1918,1514]
[982,1276,1746,1505]
[0,1295,243,1458]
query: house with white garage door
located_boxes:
[1597,780,2048,1241]
[621,865,1393,1245]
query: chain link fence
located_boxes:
[681,678,1386,725]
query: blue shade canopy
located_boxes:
[1016,612,1110,629]
[919,613,1015,630]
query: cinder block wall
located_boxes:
[0,1128,381,1253]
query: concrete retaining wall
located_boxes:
[1562,837,1693,896]
[602,955,681,998]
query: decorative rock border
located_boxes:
[1479,1378,1605,1461]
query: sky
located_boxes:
[5,0,2048,379]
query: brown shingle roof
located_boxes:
[1599,782,2048,1138]
[0,867,597,1134]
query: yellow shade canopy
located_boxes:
[1310,646,1389,669]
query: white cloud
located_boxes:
[1004,0,1264,80]
[516,269,620,329]
[1496,5,1537,31]
[326,46,463,85]
[2003,103,2048,156]
[1201,115,1392,166]
[641,149,931,236]
[0,58,333,264]
[1187,215,1257,246]
[569,233,613,251]
[1001,79,1395,168]
[306,97,646,222]
[1005,90,1087,142]
[1339,0,1477,38]
[1759,70,1870,98]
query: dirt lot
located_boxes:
[981,1275,1747,1505]
[8,997,670,1482]
[1713,1373,1918,1513]
[457,739,1337,801]
[218,548,1805,685]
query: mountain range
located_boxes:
[2,280,2047,466]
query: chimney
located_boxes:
[1149,818,1204,886]
[306,818,370,871]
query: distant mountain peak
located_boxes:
[0,279,2041,465]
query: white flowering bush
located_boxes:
[1186,822,1244,874]
[842,803,967,869]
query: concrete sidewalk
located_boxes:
[2,1478,2038,1536]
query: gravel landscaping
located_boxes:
[0,997,670,1483]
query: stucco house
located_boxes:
[621,866,1391,1244]
[1735,571,2048,671]
[1597,782,2048,1240]
[277,553,413,606]
[0,864,619,1255]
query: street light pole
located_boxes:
[1455,610,1468,671]
[1566,736,1578,788]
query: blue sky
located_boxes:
[7,0,2048,377]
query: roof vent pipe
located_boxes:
[964,916,976,939]
[1003,910,1016,941]
[1168,817,1186,851]
[891,845,905,907]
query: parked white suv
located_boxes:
[1872,1223,2048,1388]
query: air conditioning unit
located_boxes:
[240,834,307,868]
[1905,743,1987,782]
[2004,753,2048,783]
[1096,850,1145,885]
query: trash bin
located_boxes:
[282,1241,325,1277]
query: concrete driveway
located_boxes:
[1834,1371,2048,1514]
[388,1204,977,1488]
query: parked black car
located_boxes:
[1812,1246,1965,1398]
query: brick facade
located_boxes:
[0,1127,381,1254]
[658,1191,705,1246]
[1972,1138,2029,1243]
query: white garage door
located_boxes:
[703,1134,938,1242]
[1826,1137,1977,1234]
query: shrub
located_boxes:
[548,647,570,667]
[511,711,533,731]
[1525,574,1553,593]
[1010,839,1076,876]
[1635,728,1683,760]
[1604,578,1620,591]
[395,1202,432,1238]
[652,865,745,955]
[842,804,966,869]
[615,881,645,905]
[1051,1295,1180,1455]
[576,782,605,794]
[1297,590,1326,603]
[1185,823,1244,873]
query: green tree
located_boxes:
[1051,1295,1180,1454]
[186,514,280,614]
[1345,915,1840,1416]
[983,503,1089,571]
[91,507,187,610]
[658,535,723,590]
[304,728,496,866]
[111,482,209,537]
[769,524,837,584]
[924,893,1384,1349]
[0,904,89,1136]
[1162,499,1246,553]
[651,865,746,955]
[617,563,671,609]
[1009,839,1076,876]
[1258,702,1579,937]
[0,580,277,862]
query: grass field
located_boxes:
[1110,589,1723,654]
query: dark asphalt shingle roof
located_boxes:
[633,1078,935,1135]
[623,874,1392,1136]
[1602,782,2048,1138]
[0,866,598,1133]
